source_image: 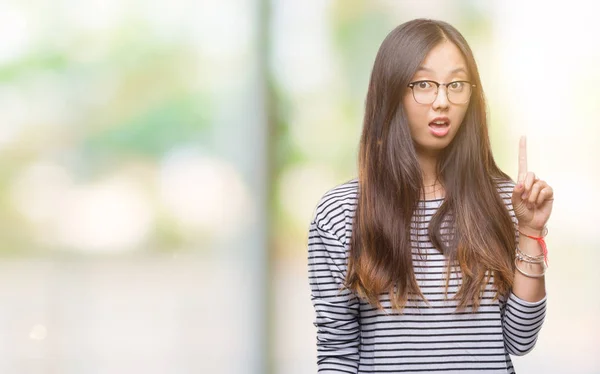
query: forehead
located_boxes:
[416,41,468,77]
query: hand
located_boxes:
[511,136,554,233]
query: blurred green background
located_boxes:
[0,0,598,373]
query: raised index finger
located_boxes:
[518,136,527,183]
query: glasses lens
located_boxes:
[447,82,472,104]
[413,81,436,104]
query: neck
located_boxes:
[416,151,440,186]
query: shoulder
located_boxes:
[491,175,518,222]
[310,178,358,244]
[492,175,516,199]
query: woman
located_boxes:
[307,19,553,373]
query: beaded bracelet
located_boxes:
[516,247,545,264]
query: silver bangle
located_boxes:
[514,258,546,278]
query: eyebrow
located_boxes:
[416,66,468,75]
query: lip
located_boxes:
[429,125,450,137]
[428,116,451,137]
[429,116,450,126]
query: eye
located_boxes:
[416,81,433,90]
[448,81,465,91]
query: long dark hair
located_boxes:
[346,19,516,312]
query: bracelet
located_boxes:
[515,258,546,278]
[516,225,549,267]
[517,225,548,238]
[515,247,545,264]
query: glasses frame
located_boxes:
[407,80,476,105]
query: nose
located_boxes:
[432,86,450,110]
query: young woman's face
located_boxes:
[403,41,471,157]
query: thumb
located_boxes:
[512,182,525,204]
[512,182,531,220]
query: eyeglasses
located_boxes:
[407,80,476,105]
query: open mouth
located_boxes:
[428,119,450,136]
[428,120,450,128]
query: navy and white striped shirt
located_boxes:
[307,178,546,373]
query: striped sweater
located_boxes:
[307,178,546,373]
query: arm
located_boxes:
[498,210,547,355]
[308,221,360,373]
[501,136,551,355]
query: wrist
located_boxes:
[517,224,546,238]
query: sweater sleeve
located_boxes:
[501,291,547,356]
[308,221,360,373]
